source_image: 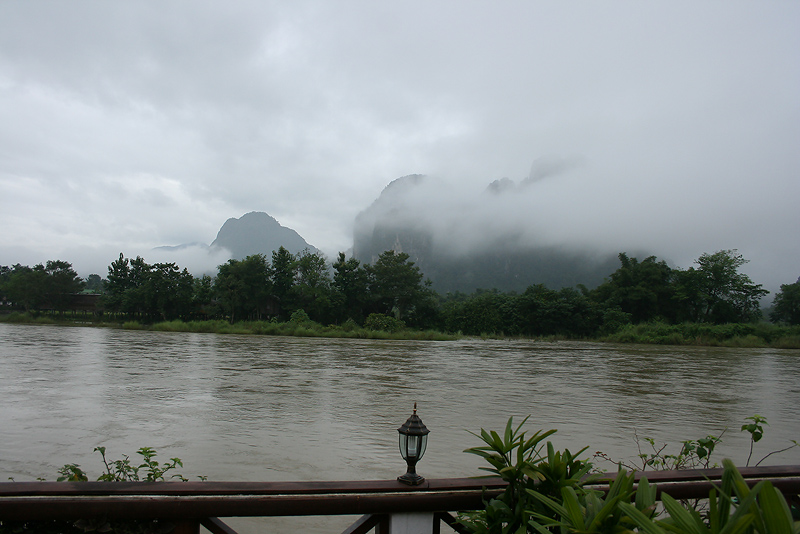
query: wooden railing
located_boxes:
[1,465,798,534]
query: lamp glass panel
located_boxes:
[407,435,419,458]
[418,434,428,460]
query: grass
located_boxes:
[601,321,800,349]
[112,317,458,340]
[2,312,798,347]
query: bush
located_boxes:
[462,418,800,534]
[289,309,311,324]
[364,313,405,332]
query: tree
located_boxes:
[365,250,430,322]
[192,274,217,319]
[0,265,10,304]
[293,249,332,323]
[591,253,676,323]
[675,250,768,323]
[0,260,83,313]
[142,263,194,321]
[770,278,800,325]
[442,289,508,336]
[85,274,105,293]
[104,253,132,312]
[104,254,142,316]
[42,260,84,312]
[215,254,271,322]
[331,252,369,323]
[105,254,195,320]
[3,264,47,312]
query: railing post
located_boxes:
[388,512,436,534]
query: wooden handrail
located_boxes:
[0,477,507,520]
[0,477,507,497]
[0,466,798,522]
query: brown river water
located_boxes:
[1,323,798,532]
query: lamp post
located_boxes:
[397,403,430,485]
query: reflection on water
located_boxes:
[1,323,799,532]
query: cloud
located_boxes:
[0,1,797,292]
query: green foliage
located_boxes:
[676,250,769,324]
[738,415,798,468]
[214,254,272,323]
[592,253,677,324]
[93,446,188,482]
[332,253,369,323]
[771,279,800,325]
[271,246,298,317]
[56,463,88,482]
[601,322,800,348]
[288,308,312,324]
[0,261,83,313]
[458,417,593,534]
[595,415,798,473]
[4,247,797,346]
[2,448,199,534]
[621,459,800,534]
[104,254,194,322]
[465,419,800,534]
[527,470,657,534]
[597,432,724,471]
[292,249,334,323]
[52,446,197,483]
[364,312,406,332]
[365,250,432,324]
[84,274,105,293]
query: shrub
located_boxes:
[364,313,405,333]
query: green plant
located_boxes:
[56,463,89,482]
[1,448,201,534]
[527,470,657,534]
[288,308,312,324]
[52,446,200,483]
[364,313,406,332]
[463,419,800,534]
[596,414,798,473]
[738,415,799,467]
[93,447,188,482]
[595,430,724,472]
[620,459,800,534]
[457,417,593,534]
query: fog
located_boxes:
[1,1,798,292]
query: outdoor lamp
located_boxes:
[397,403,430,485]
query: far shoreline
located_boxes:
[2,312,799,349]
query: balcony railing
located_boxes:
[1,465,799,534]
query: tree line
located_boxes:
[2,248,799,334]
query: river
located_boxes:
[1,323,798,532]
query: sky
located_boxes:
[1,1,798,292]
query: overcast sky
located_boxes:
[1,1,798,291]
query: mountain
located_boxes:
[353,175,621,293]
[210,211,317,260]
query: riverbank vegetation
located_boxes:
[2,248,799,347]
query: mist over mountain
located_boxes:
[149,211,317,275]
[210,212,317,260]
[353,173,627,293]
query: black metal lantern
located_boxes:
[397,403,430,485]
